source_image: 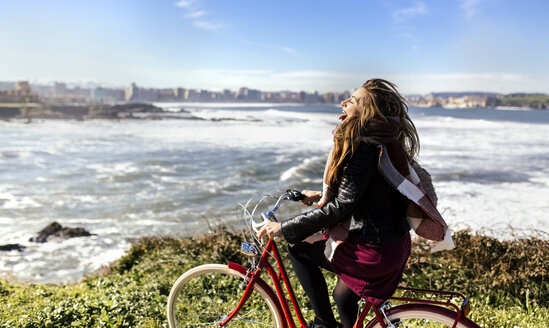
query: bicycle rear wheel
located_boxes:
[167,264,284,328]
[366,303,481,328]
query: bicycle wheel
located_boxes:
[167,264,285,328]
[365,303,481,328]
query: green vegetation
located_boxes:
[1,229,547,327]
[486,93,549,109]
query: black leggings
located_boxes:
[288,240,361,328]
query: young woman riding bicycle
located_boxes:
[258,78,431,328]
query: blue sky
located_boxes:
[1,0,548,94]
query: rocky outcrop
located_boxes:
[4,103,170,120]
[29,222,92,243]
[0,107,21,119]
[87,103,165,119]
[0,244,25,252]
[110,103,164,113]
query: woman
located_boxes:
[258,78,420,328]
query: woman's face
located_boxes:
[339,87,366,121]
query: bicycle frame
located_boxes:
[224,236,397,328]
[223,235,395,328]
[222,236,471,328]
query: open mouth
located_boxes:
[338,110,347,121]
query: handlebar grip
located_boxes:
[287,189,306,201]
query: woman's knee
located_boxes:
[332,280,360,307]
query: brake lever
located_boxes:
[287,189,305,201]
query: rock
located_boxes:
[0,107,21,119]
[110,103,163,113]
[0,244,25,252]
[29,221,92,243]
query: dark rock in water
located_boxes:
[29,222,92,243]
[0,107,21,119]
[0,244,25,252]
[110,103,163,113]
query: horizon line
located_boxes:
[1,80,546,97]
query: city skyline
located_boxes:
[1,0,548,94]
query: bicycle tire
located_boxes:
[365,303,481,328]
[167,264,285,328]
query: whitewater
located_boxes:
[1,103,548,283]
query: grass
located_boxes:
[486,94,549,109]
[0,229,547,327]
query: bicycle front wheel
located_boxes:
[167,264,284,328]
[366,303,481,328]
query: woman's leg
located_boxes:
[332,279,360,328]
[288,240,338,325]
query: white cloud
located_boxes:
[175,0,194,8]
[460,0,482,18]
[393,1,428,22]
[273,70,358,80]
[392,2,428,51]
[192,20,222,30]
[184,10,206,19]
[282,47,298,55]
[397,73,526,81]
[175,0,222,31]
[194,69,273,76]
[235,38,300,56]
[180,69,363,92]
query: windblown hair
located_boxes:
[327,78,420,189]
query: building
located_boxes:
[174,87,186,101]
[185,89,199,102]
[247,89,261,102]
[0,81,39,102]
[125,83,139,102]
[199,89,210,102]
[236,87,261,101]
[324,92,335,103]
[53,82,68,96]
[222,89,234,101]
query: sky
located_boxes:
[1,0,548,94]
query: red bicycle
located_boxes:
[167,191,481,328]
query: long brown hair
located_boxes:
[326,78,420,189]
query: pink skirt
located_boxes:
[326,232,411,306]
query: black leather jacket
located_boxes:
[281,142,409,245]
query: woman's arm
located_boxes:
[281,143,377,244]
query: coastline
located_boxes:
[409,103,546,111]
[0,102,269,123]
[1,101,547,123]
[0,103,172,121]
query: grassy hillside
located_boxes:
[1,229,547,327]
[486,93,549,109]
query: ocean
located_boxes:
[1,103,548,283]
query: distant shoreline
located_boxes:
[409,103,546,111]
[0,102,269,122]
[1,101,547,122]
[0,103,176,121]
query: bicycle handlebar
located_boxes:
[250,189,304,234]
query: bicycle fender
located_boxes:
[228,262,288,328]
[364,303,481,328]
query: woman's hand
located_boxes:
[300,190,322,206]
[257,222,283,240]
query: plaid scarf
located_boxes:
[321,118,452,261]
